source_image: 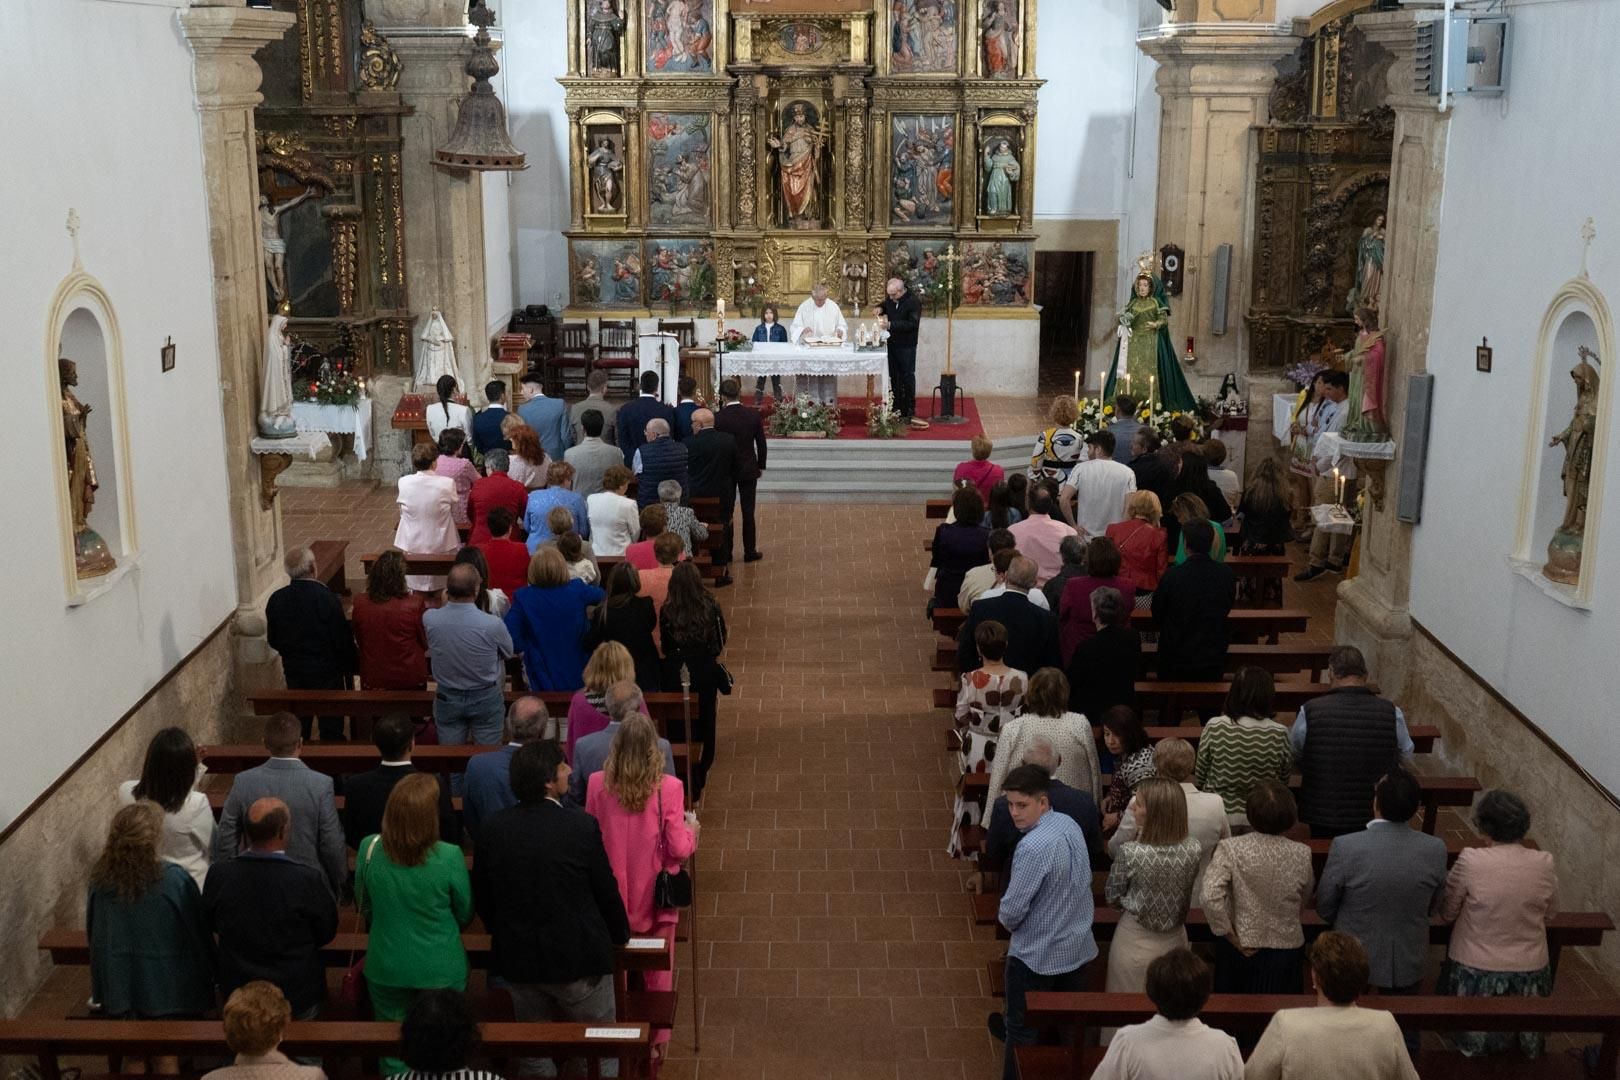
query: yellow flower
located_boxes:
[1103,406,1114,416]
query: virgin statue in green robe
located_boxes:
[1103,273,1195,412]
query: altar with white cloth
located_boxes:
[720,341,889,405]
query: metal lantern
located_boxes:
[435,0,527,171]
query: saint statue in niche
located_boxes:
[768,101,827,228]
[587,135,624,213]
[1341,305,1387,440]
[586,0,625,77]
[981,136,1020,216]
[1347,213,1385,312]
[1544,346,1600,584]
[259,314,297,439]
[980,0,1018,78]
[59,357,115,578]
[259,186,318,308]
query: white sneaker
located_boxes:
[909,417,931,430]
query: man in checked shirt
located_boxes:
[989,764,1099,1080]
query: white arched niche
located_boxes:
[45,272,137,603]
[1511,279,1615,606]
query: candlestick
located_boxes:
[1073,370,1081,400]
[1098,370,1107,396]
[1149,375,1156,415]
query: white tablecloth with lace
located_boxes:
[291,396,372,460]
[719,342,889,399]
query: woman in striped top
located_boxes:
[395,990,506,1080]
[1194,667,1294,830]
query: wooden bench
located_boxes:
[247,689,693,727]
[0,1018,653,1080]
[362,549,725,584]
[932,681,1334,716]
[310,539,350,596]
[943,721,1440,759]
[931,607,1310,644]
[1013,992,1620,1080]
[202,742,691,781]
[930,642,1334,678]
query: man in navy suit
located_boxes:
[471,380,512,456]
[673,375,701,441]
[616,370,676,467]
[518,372,572,461]
[712,377,768,562]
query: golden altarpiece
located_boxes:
[559,0,1043,318]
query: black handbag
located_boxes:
[653,785,693,909]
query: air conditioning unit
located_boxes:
[1414,13,1509,107]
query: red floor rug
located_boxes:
[761,395,985,441]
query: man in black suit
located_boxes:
[472,379,512,455]
[684,407,739,586]
[712,377,768,563]
[875,276,927,428]
[1151,520,1235,680]
[339,714,457,851]
[982,744,1101,868]
[615,370,676,467]
[203,797,339,1018]
[957,556,1061,674]
[473,742,632,1073]
[265,546,357,742]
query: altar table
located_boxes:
[719,341,890,404]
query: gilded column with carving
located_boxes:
[567,107,587,230]
[842,96,868,231]
[733,79,760,229]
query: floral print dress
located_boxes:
[947,668,1027,857]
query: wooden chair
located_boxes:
[596,318,639,395]
[550,321,595,396]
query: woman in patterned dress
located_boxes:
[1104,777,1204,993]
[947,620,1026,857]
[1029,395,1085,482]
[1099,706,1156,834]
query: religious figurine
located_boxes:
[768,102,826,228]
[259,186,317,307]
[586,0,625,77]
[1544,346,1600,584]
[259,314,297,439]
[1106,257,1195,411]
[980,0,1019,78]
[1341,306,1388,440]
[59,358,116,579]
[416,308,459,390]
[981,137,1020,217]
[586,136,624,213]
[358,21,402,91]
[1347,213,1385,312]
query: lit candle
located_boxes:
[1333,467,1342,506]
[1123,372,1131,394]
[717,298,726,318]
[1149,375,1156,414]
[1073,370,1081,400]
[1098,370,1107,396]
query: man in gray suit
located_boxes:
[213,712,347,897]
[1316,767,1446,1052]
[565,408,623,497]
[567,680,675,806]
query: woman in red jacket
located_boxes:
[1106,490,1169,609]
[350,550,429,690]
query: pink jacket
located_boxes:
[1442,844,1558,972]
[586,772,696,932]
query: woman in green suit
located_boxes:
[356,772,474,1075]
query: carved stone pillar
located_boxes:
[180,4,297,681]
[840,97,868,232]
[733,77,761,230]
[1139,25,1300,387]
[1332,8,1452,697]
[376,4,495,403]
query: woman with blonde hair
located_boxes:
[505,546,605,691]
[354,773,474,1075]
[202,981,322,1080]
[88,801,215,1039]
[586,715,699,1062]
[566,641,635,762]
[501,415,551,491]
[1170,492,1228,564]
[1029,395,1085,481]
[1107,490,1169,606]
[954,433,1004,502]
[1104,776,1204,993]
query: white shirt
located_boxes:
[1064,456,1137,538]
[117,778,214,890]
[1092,1015,1244,1080]
[425,400,474,441]
[587,491,641,556]
[979,583,1050,610]
[789,297,848,343]
[1308,396,1354,478]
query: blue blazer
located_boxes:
[674,400,699,441]
[472,406,512,455]
[518,396,572,461]
[752,322,788,343]
[504,580,606,692]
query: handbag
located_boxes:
[652,785,693,910]
[340,836,380,1007]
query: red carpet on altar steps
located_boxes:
[761,395,985,441]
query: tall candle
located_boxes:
[1098,370,1107,395]
[1123,372,1131,394]
[1073,370,1081,400]
[717,298,725,317]
[1149,375,1156,414]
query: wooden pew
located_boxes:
[929,642,1334,678]
[926,498,951,519]
[931,607,1310,644]
[932,681,1334,715]
[1014,992,1620,1080]
[310,539,350,595]
[943,721,1440,760]
[0,1018,653,1080]
[362,550,725,583]
[246,689,691,727]
[202,742,691,780]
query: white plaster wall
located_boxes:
[0,0,237,828]
[1408,0,1620,797]
[503,1,572,311]
[484,167,517,334]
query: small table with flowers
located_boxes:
[291,396,372,461]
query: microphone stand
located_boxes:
[679,662,701,1054]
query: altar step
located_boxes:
[757,438,1031,503]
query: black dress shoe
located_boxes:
[744,551,764,563]
[714,574,734,587]
[1294,565,1330,582]
[987,1012,1007,1042]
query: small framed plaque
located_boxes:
[1476,337,1492,373]
[161,337,176,373]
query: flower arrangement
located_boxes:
[290,336,366,407]
[1073,397,1190,442]
[866,391,909,439]
[717,328,752,353]
[767,392,841,438]
[1284,357,1328,390]
[297,369,366,407]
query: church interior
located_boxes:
[4,0,1620,1075]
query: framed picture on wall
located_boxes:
[161,337,176,373]
[1477,337,1493,373]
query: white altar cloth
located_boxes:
[292,396,372,461]
[720,342,889,399]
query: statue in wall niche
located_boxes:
[1544,346,1600,585]
[1341,305,1387,440]
[1347,213,1385,312]
[59,358,115,579]
[416,308,460,390]
[359,21,402,91]
[587,136,624,213]
[259,314,298,439]
[980,0,1019,78]
[981,136,1020,217]
[768,101,827,229]
[259,187,318,307]
[586,0,625,76]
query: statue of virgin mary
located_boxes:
[415,308,459,390]
[258,314,297,438]
[1102,258,1195,413]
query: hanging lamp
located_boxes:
[435,0,527,171]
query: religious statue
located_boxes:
[1341,306,1387,440]
[259,187,318,307]
[259,314,297,438]
[358,21,402,91]
[586,0,625,77]
[768,102,826,229]
[1105,257,1196,411]
[586,136,624,213]
[59,358,115,579]
[416,308,459,390]
[980,0,1019,78]
[981,137,1020,217]
[1347,213,1385,312]
[1544,346,1600,585]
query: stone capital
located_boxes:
[179,7,295,111]
[1140,24,1302,98]
[1355,8,1453,115]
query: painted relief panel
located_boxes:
[645,238,718,305]
[890,114,955,226]
[646,0,715,73]
[571,239,644,307]
[977,0,1020,78]
[647,112,713,226]
[961,240,1030,306]
[889,0,959,74]
[885,239,949,295]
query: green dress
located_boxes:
[1104,277,1196,412]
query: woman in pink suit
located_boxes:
[586,713,699,1064]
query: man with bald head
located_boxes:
[632,415,690,510]
[683,406,738,586]
[982,741,1101,867]
[957,555,1061,675]
[874,275,926,428]
[204,797,339,1017]
[424,563,515,754]
[789,283,848,405]
[568,680,677,806]
[463,695,553,840]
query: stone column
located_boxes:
[1332,7,1452,696]
[376,1,495,404]
[179,4,296,682]
[1138,24,1300,392]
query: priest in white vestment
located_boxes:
[789,284,848,405]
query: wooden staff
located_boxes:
[679,662,701,1054]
